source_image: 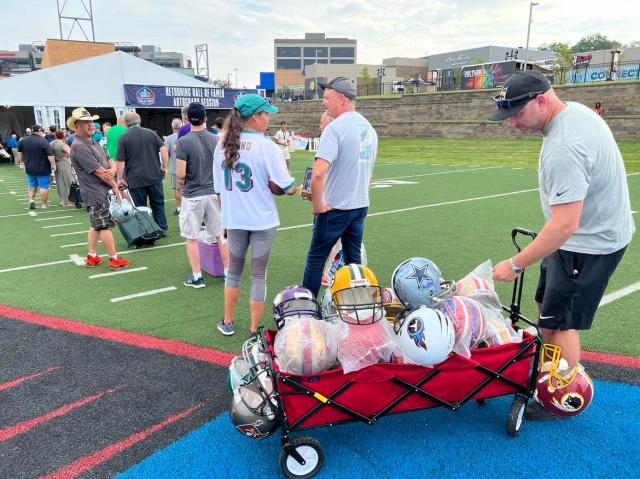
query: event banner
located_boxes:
[566,64,640,83]
[124,84,257,108]
[461,61,517,90]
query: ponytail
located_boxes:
[222,108,244,169]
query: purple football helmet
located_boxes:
[272,285,321,329]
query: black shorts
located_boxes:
[535,247,627,331]
[88,202,113,231]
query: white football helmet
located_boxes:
[394,306,455,367]
[108,192,134,223]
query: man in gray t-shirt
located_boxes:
[164,118,182,215]
[490,71,635,420]
[175,102,228,288]
[302,77,378,297]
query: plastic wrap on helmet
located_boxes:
[455,260,502,310]
[272,285,320,329]
[479,305,521,347]
[437,296,487,358]
[274,316,338,375]
[381,287,405,323]
[320,288,339,323]
[227,355,252,391]
[336,319,400,373]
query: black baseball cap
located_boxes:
[187,102,207,125]
[30,124,44,133]
[319,76,357,100]
[489,71,551,121]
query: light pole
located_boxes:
[314,49,322,99]
[377,66,386,95]
[523,2,539,71]
[227,73,232,87]
[233,67,239,88]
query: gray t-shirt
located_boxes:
[540,102,635,254]
[164,132,178,175]
[175,130,218,198]
[316,111,378,210]
[70,136,111,207]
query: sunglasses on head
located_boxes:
[493,91,543,109]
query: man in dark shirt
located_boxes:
[175,102,228,288]
[116,112,169,235]
[17,125,55,209]
[67,107,130,270]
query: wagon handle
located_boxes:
[509,228,537,327]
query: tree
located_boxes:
[571,33,622,53]
[359,67,373,95]
[539,42,574,68]
[208,78,232,88]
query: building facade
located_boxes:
[426,45,556,71]
[274,33,357,90]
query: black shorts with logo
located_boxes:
[534,247,627,331]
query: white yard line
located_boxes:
[89,267,148,279]
[60,241,91,248]
[0,191,17,195]
[35,216,74,222]
[381,165,502,181]
[0,259,73,273]
[110,286,177,303]
[50,230,87,237]
[0,209,82,219]
[41,222,83,229]
[599,281,640,307]
[69,254,86,266]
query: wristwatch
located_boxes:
[508,257,524,275]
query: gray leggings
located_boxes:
[226,227,276,302]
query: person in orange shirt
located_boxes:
[593,102,604,116]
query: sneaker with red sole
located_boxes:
[85,255,103,268]
[109,256,130,270]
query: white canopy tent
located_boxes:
[0,51,208,135]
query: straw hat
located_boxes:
[66,107,99,131]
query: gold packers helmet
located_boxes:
[330,264,384,325]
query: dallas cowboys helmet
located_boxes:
[391,257,454,309]
[108,192,134,223]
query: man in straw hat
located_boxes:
[67,107,130,270]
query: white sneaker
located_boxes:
[41,203,49,209]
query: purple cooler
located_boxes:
[198,240,224,277]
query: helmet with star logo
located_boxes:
[391,257,454,309]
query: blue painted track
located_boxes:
[118,379,640,479]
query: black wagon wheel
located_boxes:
[506,394,528,437]
[279,436,324,479]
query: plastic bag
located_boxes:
[322,240,368,287]
[455,260,502,310]
[437,296,487,358]
[274,316,338,376]
[479,305,521,347]
[336,319,400,374]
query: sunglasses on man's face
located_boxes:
[493,91,543,109]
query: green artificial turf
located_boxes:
[0,138,638,356]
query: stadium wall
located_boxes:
[271,80,640,140]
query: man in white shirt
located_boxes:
[273,121,291,169]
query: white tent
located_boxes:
[0,51,207,108]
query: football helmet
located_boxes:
[438,296,486,354]
[230,372,279,439]
[392,257,454,309]
[274,315,337,375]
[330,264,384,325]
[381,287,405,324]
[227,355,252,392]
[535,344,594,417]
[320,288,339,322]
[272,285,321,329]
[108,192,134,223]
[394,305,455,367]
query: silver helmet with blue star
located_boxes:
[391,257,454,309]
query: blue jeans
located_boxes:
[129,182,168,232]
[303,207,367,297]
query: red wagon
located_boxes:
[261,229,542,478]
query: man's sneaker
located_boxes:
[28,201,36,210]
[85,255,103,268]
[184,274,205,288]
[41,203,49,209]
[524,400,566,421]
[108,256,130,270]
[217,318,235,336]
[173,208,180,216]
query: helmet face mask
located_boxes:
[331,264,384,325]
[273,285,321,329]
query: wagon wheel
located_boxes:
[279,436,324,479]
[506,394,528,437]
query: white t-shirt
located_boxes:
[273,129,291,159]
[540,102,635,254]
[316,111,378,210]
[213,131,295,230]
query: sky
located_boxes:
[2,0,639,87]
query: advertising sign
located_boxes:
[461,61,517,90]
[124,84,257,108]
